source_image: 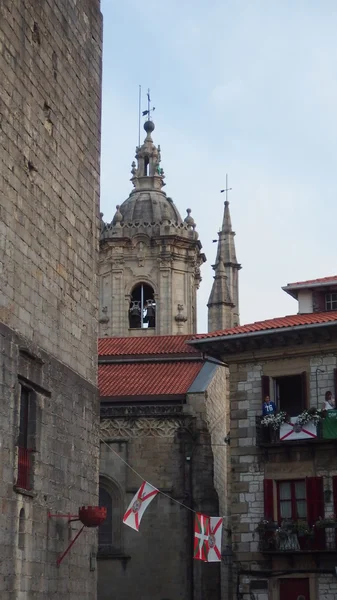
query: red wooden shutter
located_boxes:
[306,476,324,524]
[264,479,274,520]
[332,476,337,515]
[301,371,307,410]
[261,376,270,402]
[306,476,324,549]
[334,369,337,401]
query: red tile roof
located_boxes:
[98,335,200,357]
[99,361,203,398]
[285,276,337,287]
[191,311,337,340]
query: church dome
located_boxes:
[118,191,183,224]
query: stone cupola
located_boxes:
[99,119,206,337]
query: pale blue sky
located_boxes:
[100,0,337,333]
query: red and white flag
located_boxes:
[123,481,158,531]
[207,517,223,562]
[194,513,210,561]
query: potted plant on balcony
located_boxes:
[315,514,337,528]
[297,407,325,427]
[256,519,278,551]
[295,520,314,550]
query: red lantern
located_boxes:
[79,506,107,527]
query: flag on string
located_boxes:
[194,513,210,561]
[207,517,223,562]
[123,481,158,531]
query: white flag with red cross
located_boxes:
[123,481,158,531]
[207,517,223,562]
[194,513,210,561]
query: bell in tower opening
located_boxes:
[129,283,156,329]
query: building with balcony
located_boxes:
[191,277,337,600]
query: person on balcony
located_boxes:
[322,391,336,410]
[262,395,277,416]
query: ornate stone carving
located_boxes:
[100,405,194,438]
[100,417,193,439]
[101,405,185,418]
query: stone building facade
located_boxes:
[1,1,102,598]
[192,278,337,600]
[98,336,228,600]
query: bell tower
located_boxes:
[99,118,206,337]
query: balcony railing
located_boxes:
[256,415,337,446]
[16,447,32,490]
[258,522,337,553]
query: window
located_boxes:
[326,293,337,311]
[144,156,149,176]
[18,508,25,550]
[98,479,122,556]
[274,373,307,416]
[129,283,156,329]
[99,486,113,546]
[16,386,34,491]
[278,480,306,521]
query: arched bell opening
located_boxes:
[129,283,156,329]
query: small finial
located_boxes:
[131,161,136,176]
[113,205,123,226]
[184,208,195,228]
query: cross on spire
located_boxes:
[220,174,232,203]
[142,88,156,121]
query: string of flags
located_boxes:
[101,439,223,563]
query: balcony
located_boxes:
[15,447,32,491]
[256,413,337,447]
[258,521,337,555]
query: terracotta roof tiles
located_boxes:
[98,335,200,357]
[99,361,203,398]
[285,275,337,287]
[191,311,337,340]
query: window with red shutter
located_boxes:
[264,479,274,520]
[277,480,306,521]
[306,476,324,550]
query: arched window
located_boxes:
[144,156,149,176]
[129,283,156,329]
[18,508,25,550]
[98,479,122,556]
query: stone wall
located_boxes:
[227,347,337,599]
[99,395,222,600]
[0,1,102,598]
[0,323,100,600]
[0,0,102,384]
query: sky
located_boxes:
[100,0,337,334]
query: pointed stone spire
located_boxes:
[207,181,241,332]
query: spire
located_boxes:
[130,119,165,193]
[207,177,241,332]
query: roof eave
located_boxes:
[189,318,337,347]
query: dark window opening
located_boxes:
[326,292,337,311]
[18,508,25,550]
[16,386,34,491]
[129,283,156,329]
[274,373,306,416]
[98,480,122,556]
[144,156,149,176]
[277,480,306,521]
[98,486,113,546]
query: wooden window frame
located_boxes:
[276,479,306,523]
